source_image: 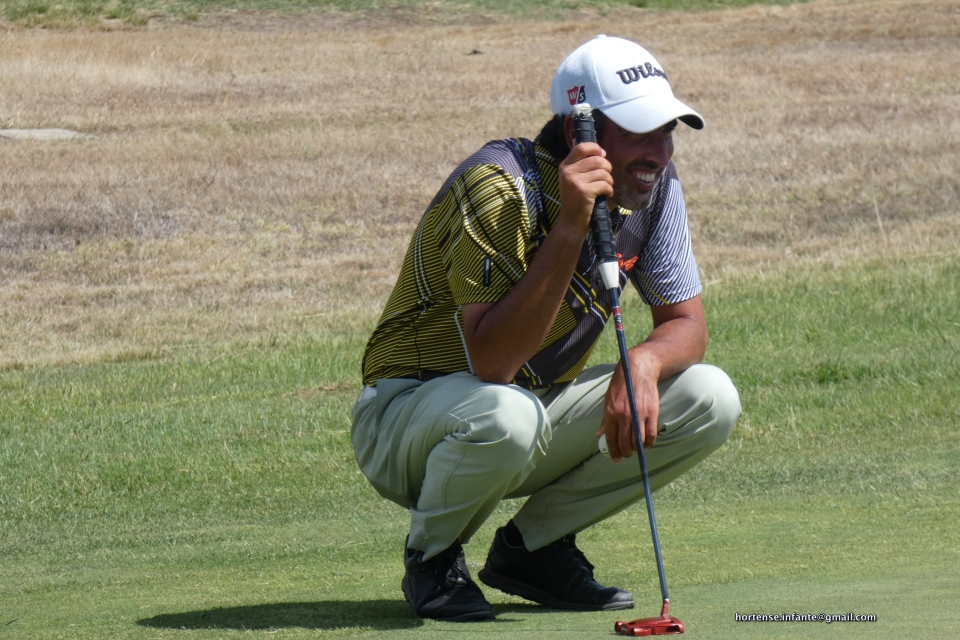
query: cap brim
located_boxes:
[600,96,704,133]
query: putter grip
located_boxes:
[571,108,617,267]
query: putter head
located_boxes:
[614,615,684,636]
[614,599,683,636]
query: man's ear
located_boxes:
[562,115,576,150]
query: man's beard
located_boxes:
[611,177,656,212]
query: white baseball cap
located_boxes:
[550,35,704,133]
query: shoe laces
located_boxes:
[434,542,470,587]
[553,534,596,578]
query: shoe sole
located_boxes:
[478,567,635,612]
[402,576,497,622]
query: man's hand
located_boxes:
[556,142,613,236]
[597,351,660,461]
[594,296,709,461]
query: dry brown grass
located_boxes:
[1,0,958,368]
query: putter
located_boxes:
[572,105,684,637]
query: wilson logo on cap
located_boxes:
[566,85,586,105]
[616,63,668,85]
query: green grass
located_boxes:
[0,0,805,28]
[3,0,148,26]
[2,253,959,638]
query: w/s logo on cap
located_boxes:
[566,85,586,105]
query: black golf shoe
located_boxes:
[401,540,495,622]
[478,523,635,611]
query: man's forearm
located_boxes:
[628,297,708,382]
[463,139,614,384]
[629,323,706,383]
[464,224,586,384]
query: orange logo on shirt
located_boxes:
[618,253,638,272]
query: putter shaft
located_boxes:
[608,286,670,605]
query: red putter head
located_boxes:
[614,599,684,636]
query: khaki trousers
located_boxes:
[351,363,740,560]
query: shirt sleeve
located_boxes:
[441,164,534,306]
[628,174,702,306]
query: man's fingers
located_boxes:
[561,144,612,178]
[644,417,658,448]
[597,413,619,462]
[558,142,614,234]
[617,416,635,458]
[561,160,613,189]
[567,140,606,161]
[644,406,659,448]
[598,413,630,462]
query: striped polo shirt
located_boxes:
[361,137,700,389]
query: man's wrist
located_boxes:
[627,345,664,382]
[547,218,589,247]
